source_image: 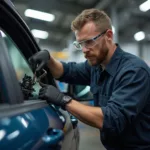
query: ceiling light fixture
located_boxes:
[24,9,55,22]
[139,0,150,12]
[134,31,145,41]
[31,29,49,39]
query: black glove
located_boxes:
[39,85,72,110]
[28,50,50,72]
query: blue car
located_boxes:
[0,0,79,149]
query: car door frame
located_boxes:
[0,0,56,87]
[0,1,79,149]
[0,32,50,118]
[0,0,58,117]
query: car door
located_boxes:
[0,30,66,150]
[0,0,79,150]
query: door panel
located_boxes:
[0,1,79,149]
[0,105,64,150]
[0,29,65,150]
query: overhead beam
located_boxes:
[95,0,112,9]
[39,38,67,51]
[118,8,150,31]
[13,0,86,15]
[132,9,150,19]
[27,21,70,34]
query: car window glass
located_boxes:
[74,85,93,100]
[0,30,41,100]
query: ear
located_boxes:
[105,30,113,41]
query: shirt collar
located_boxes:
[105,44,124,77]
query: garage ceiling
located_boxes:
[11,0,150,51]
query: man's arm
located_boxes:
[48,56,64,79]
[66,99,104,129]
[28,50,91,85]
[39,84,104,129]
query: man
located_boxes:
[29,9,150,150]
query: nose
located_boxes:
[82,46,90,53]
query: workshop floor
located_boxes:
[78,121,106,150]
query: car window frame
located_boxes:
[0,0,40,59]
[0,0,57,86]
[0,0,57,103]
[0,32,23,104]
[0,3,80,150]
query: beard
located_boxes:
[86,44,109,66]
[87,58,97,66]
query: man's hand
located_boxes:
[28,50,50,72]
[39,85,72,110]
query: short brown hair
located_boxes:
[71,9,112,32]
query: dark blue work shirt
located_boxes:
[58,45,150,150]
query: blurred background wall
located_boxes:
[8,0,150,66]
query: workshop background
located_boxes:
[10,0,150,149]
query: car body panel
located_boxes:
[0,105,64,150]
[0,0,79,149]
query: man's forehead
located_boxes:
[75,22,99,41]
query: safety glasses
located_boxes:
[73,29,107,50]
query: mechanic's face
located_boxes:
[75,21,109,66]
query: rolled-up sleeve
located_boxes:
[58,60,91,85]
[101,67,150,136]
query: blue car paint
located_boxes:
[0,1,79,149]
[0,106,65,150]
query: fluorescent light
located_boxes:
[134,31,145,41]
[31,29,49,39]
[139,0,150,12]
[24,9,55,22]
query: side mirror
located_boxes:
[67,84,93,101]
